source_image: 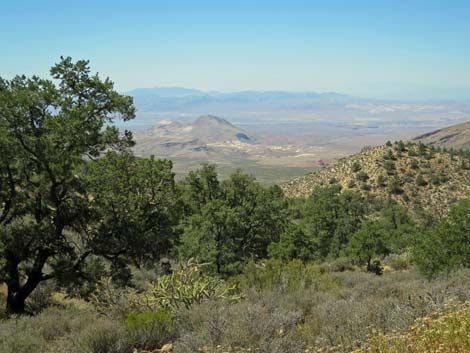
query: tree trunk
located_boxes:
[4,250,50,315]
[6,290,26,314]
[366,256,372,272]
[6,275,42,314]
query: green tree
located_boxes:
[303,186,369,259]
[268,224,317,261]
[0,58,173,313]
[84,152,180,282]
[178,168,287,276]
[347,221,391,273]
[414,199,470,278]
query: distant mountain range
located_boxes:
[124,87,470,137]
[126,87,356,120]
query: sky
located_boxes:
[1,0,470,100]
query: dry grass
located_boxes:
[352,302,470,353]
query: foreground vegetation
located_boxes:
[354,302,470,353]
[1,58,469,352]
[1,263,470,353]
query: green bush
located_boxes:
[231,259,338,293]
[387,177,402,194]
[124,309,175,350]
[383,160,396,175]
[352,161,362,172]
[384,254,411,271]
[377,175,387,187]
[356,171,369,182]
[416,174,427,186]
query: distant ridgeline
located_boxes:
[413,121,470,151]
[281,141,470,215]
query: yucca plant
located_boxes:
[148,258,240,309]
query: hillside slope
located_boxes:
[413,121,470,150]
[133,115,256,158]
[281,141,470,214]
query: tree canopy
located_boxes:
[0,57,176,313]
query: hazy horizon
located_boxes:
[2,0,470,101]
[124,85,470,102]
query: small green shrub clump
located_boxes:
[230,259,338,293]
[352,161,362,172]
[124,309,175,350]
[416,174,427,186]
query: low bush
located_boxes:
[230,259,338,293]
[0,306,118,353]
[174,296,304,353]
[384,253,411,271]
[124,309,176,350]
[318,257,356,273]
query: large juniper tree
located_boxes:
[0,57,177,313]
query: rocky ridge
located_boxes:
[281,142,470,214]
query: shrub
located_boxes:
[377,175,387,187]
[75,319,130,353]
[0,306,120,353]
[384,254,410,271]
[26,280,57,314]
[415,174,427,186]
[352,161,362,172]
[394,141,405,152]
[387,177,402,194]
[124,309,176,350]
[383,160,396,175]
[90,277,145,318]
[318,257,356,273]
[356,171,369,182]
[174,296,304,353]
[231,259,338,293]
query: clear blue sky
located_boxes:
[1,0,470,99]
